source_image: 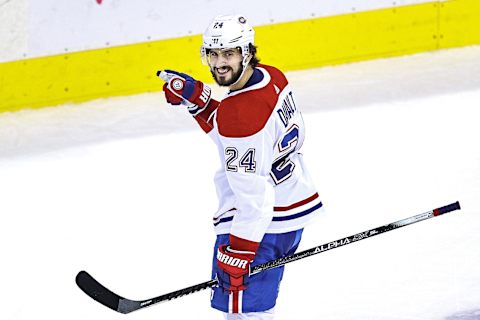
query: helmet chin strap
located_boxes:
[229,54,252,87]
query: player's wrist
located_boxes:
[229,234,260,254]
[187,99,210,116]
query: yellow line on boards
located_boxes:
[0,0,479,113]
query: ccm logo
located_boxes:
[217,251,248,269]
[172,79,184,90]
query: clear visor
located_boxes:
[201,47,243,67]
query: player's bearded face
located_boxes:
[207,48,244,87]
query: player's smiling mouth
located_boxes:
[216,67,231,75]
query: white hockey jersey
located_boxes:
[194,64,322,244]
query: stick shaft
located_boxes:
[250,201,460,275]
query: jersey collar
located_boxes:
[227,67,271,97]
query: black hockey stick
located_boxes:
[76,201,460,314]
[76,270,217,314]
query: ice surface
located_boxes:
[1,46,479,320]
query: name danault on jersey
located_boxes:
[277,91,298,128]
[193,63,323,243]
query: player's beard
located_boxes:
[210,63,243,87]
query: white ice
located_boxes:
[0,46,479,320]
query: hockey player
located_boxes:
[159,14,323,319]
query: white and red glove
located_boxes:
[216,236,260,293]
[157,69,211,116]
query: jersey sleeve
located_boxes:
[216,95,276,243]
[193,98,219,134]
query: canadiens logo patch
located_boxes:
[172,79,184,91]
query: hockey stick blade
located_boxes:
[76,270,218,314]
[77,201,460,314]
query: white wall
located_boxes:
[0,0,28,61]
[0,0,434,63]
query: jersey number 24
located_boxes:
[224,125,300,184]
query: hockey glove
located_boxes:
[217,245,254,292]
[157,69,212,116]
[216,236,259,293]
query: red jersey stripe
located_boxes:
[274,193,319,212]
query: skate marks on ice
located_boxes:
[445,309,480,320]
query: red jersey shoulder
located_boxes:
[217,92,271,138]
[217,65,290,138]
[258,64,288,91]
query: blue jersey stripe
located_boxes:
[213,202,322,227]
[272,202,322,221]
[213,216,234,227]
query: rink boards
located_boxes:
[0,0,479,112]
